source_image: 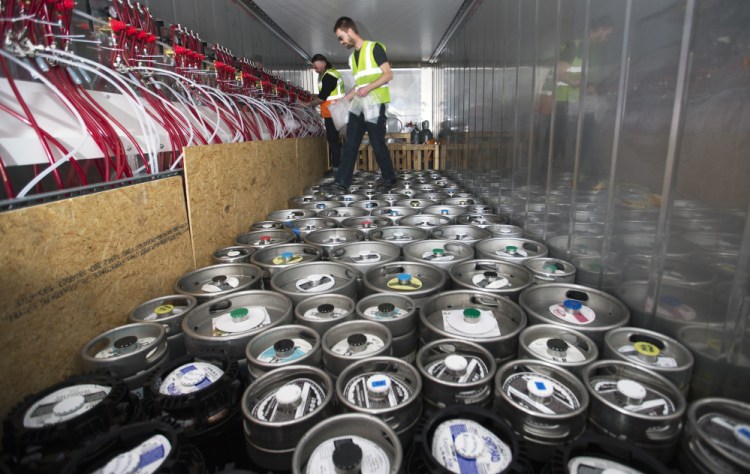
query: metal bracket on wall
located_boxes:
[0,170,182,212]
[236,0,311,63]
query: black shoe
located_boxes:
[319,183,348,195]
[374,181,396,193]
[323,168,338,177]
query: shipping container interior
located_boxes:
[0,0,749,470]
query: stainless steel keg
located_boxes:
[430,224,492,246]
[422,205,469,223]
[524,257,576,284]
[212,245,256,264]
[245,324,322,380]
[420,291,527,363]
[341,216,394,239]
[242,366,335,472]
[374,193,409,206]
[129,294,197,359]
[442,197,484,207]
[369,225,431,248]
[174,263,263,303]
[519,283,630,348]
[350,199,390,211]
[416,339,497,408]
[370,206,420,224]
[680,398,750,474]
[250,220,287,231]
[267,209,317,221]
[181,290,293,360]
[391,186,416,197]
[294,294,357,336]
[79,323,169,393]
[412,193,446,203]
[335,193,367,205]
[622,256,717,289]
[321,320,393,378]
[270,262,359,307]
[403,239,475,271]
[476,237,549,264]
[494,359,589,460]
[583,360,686,462]
[330,241,401,274]
[465,204,494,214]
[449,259,533,301]
[398,213,452,228]
[317,206,370,223]
[355,293,418,362]
[290,194,327,207]
[603,327,694,396]
[547,235,618,261]
[396,198,436,209]
[518,324,599,378]
[573,255,623,291]
[415,405,525,474]
[292,413,402,474]
[336,357,422,446]
[250,243,323,282]
[284,217,338,239]
[363,261,448,308]
[301,200,340,211]
[621,233,695,261]
[235,229,296,248]
[456,213,507,228]
[487,224,524,238]
[302,228,366,257]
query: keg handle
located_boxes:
[535,275,556,282]
[470,294,501,307]
[383,265,406,275]
[565,290,589,302]
[332,248,345,258]
[444,242,463,253]
[432,230,443,238]
[524,421,570,439]
[209,300,232,313]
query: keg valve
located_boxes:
[376,303,396,318]
[347,333,368,353]
[274,339,295,359]
[463,308,481,324]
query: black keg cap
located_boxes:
[347,333,367,347]
[484,271,498,279]
[273,339,295,354]
[547,338,568,352]
[318,304,334,313]
[332,438,363,471]
[114,335,138,351]
[377,303,395,313]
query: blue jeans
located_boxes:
[335,104,396,187]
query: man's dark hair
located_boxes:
[591,15,614,31]
[334,16,358,34]
[310,53,332,70]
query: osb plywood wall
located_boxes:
[184,136,327,266]
[0,177,194,417]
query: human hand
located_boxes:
[356,85,370,97]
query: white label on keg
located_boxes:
[422,250,456,261]
[330,335,385,356]
[616,344,678,368]
[568,456,645,474]
[95,337,156,359]
[303,307,348,321]
[212,306,271,335]
[296,274,336,293]
[305,436,390,474]
[471,273,510,289]
[23,384,112,428]
[591,379,676,415]
[502,372,580,415]
[251,378,326,422]
[443,309,501,337]
[201,276,240,293]
[431,419,512,474]
[344,374,413,409]
[257,338,313,363]
[159,362,224,396]
[363,305,408,320]
[528,337,587,363]
[697,413,750,464]
[92,434,171,474]
[549,304,596,325]
[645,296,697,321]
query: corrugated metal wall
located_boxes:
[432,0,750,399]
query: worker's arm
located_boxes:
[557,60,580,87]
[356,61,393,97]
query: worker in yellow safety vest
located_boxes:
[302,54,345,175]
[554,16,614,171]
[320,16,396,195]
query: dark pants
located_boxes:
[324,117,341,169]
[335,104,396,187]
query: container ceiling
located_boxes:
[252,0,465,66]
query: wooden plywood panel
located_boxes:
[184,139,301,267]
[0,177,193,417]
[296,136,328,191]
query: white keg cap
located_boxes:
[275,384,302,407]
[527,378,555,399]
[616,379,646,402]
[454,431,485,459]
[366,375,391,395]
[445,355,468,373]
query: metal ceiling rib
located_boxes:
[236,0,312,62]
[252,0,465,66]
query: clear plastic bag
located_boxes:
[348,96,363,116]
[349,95,381,124]
[328,99,349,131]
